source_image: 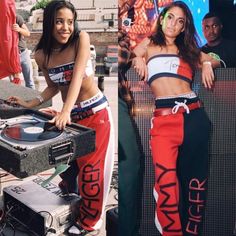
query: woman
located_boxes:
[132,1,220,235]
[8,1,114,235]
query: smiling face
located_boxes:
[53,7,74,46]
[161,6,186,39]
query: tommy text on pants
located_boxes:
[150,96,211,236]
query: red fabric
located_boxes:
[177,59,193,81]
[39,106,114,231]
[12,77,21,85]
[76,108,111,231]
[0,0,21,79]
[154,101,201,116]
[150,113,184,235]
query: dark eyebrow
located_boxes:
[167,12,185,21]
[55,17,73,21]
[167,12,174,17]
[204,22,218,26]
[177,16,185,21]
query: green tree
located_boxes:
[30,0,51,12]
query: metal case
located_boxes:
[3,176,80,235]
[0,109,95,178]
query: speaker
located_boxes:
[126,68,236,236]
[106,207,118,236]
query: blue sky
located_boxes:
[179,0,209,46]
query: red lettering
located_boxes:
[188,205,204,219]
[189,179,206,191]
[186,221,198,235]
[83,160,100,173]
[82,183,100,198]
[83,172,100,183]
[189,191,204,203]
[186,178,207,235]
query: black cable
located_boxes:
[0,223,7,235]
[4,208,41,236]
[6,221,15,236]
[1,201,56,236]
[0,207,24,236]
[0,206,15,235]
[5,218,36,236]
[37,211,54,236]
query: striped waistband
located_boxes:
[76,91,104,109]
[155,96,200,109]
[156,92,197,100]
[71,93,108,120]
[154,101,201,116]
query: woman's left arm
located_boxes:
[52,31,90,129]
[200,51,221,69]
[62,31,90,113]
[199,52,221,89]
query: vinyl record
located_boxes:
[2,122,62,142]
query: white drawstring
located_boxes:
[172,100,190,114]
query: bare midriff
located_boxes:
[149,76,192,98]
[59,75,100,104]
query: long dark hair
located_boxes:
[35,0,80,62]
[150,1,201,71]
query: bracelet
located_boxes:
[36,94,44,104]
[203,61,212,66]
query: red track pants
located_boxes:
[150,97,211,236]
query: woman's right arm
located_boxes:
[132,37,150,80]
[8,51,59,108]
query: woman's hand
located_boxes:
[49,111,71,130]
[132,57,148,81]
[12,23,21,33]
[7,96,32,108]
[201,62,215,89]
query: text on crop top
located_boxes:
[147,54,193,85]
[48,60,93,85]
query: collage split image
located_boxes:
[0,0,236,236]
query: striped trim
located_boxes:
[153,188,163,234]
[148,73,192,86]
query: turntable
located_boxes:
[0,109,95,178]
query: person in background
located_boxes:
[118,3,142,233]
[11,14,35,88]
[8,1,114,235]
[202,12,236,68]
[132,1,221,235]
